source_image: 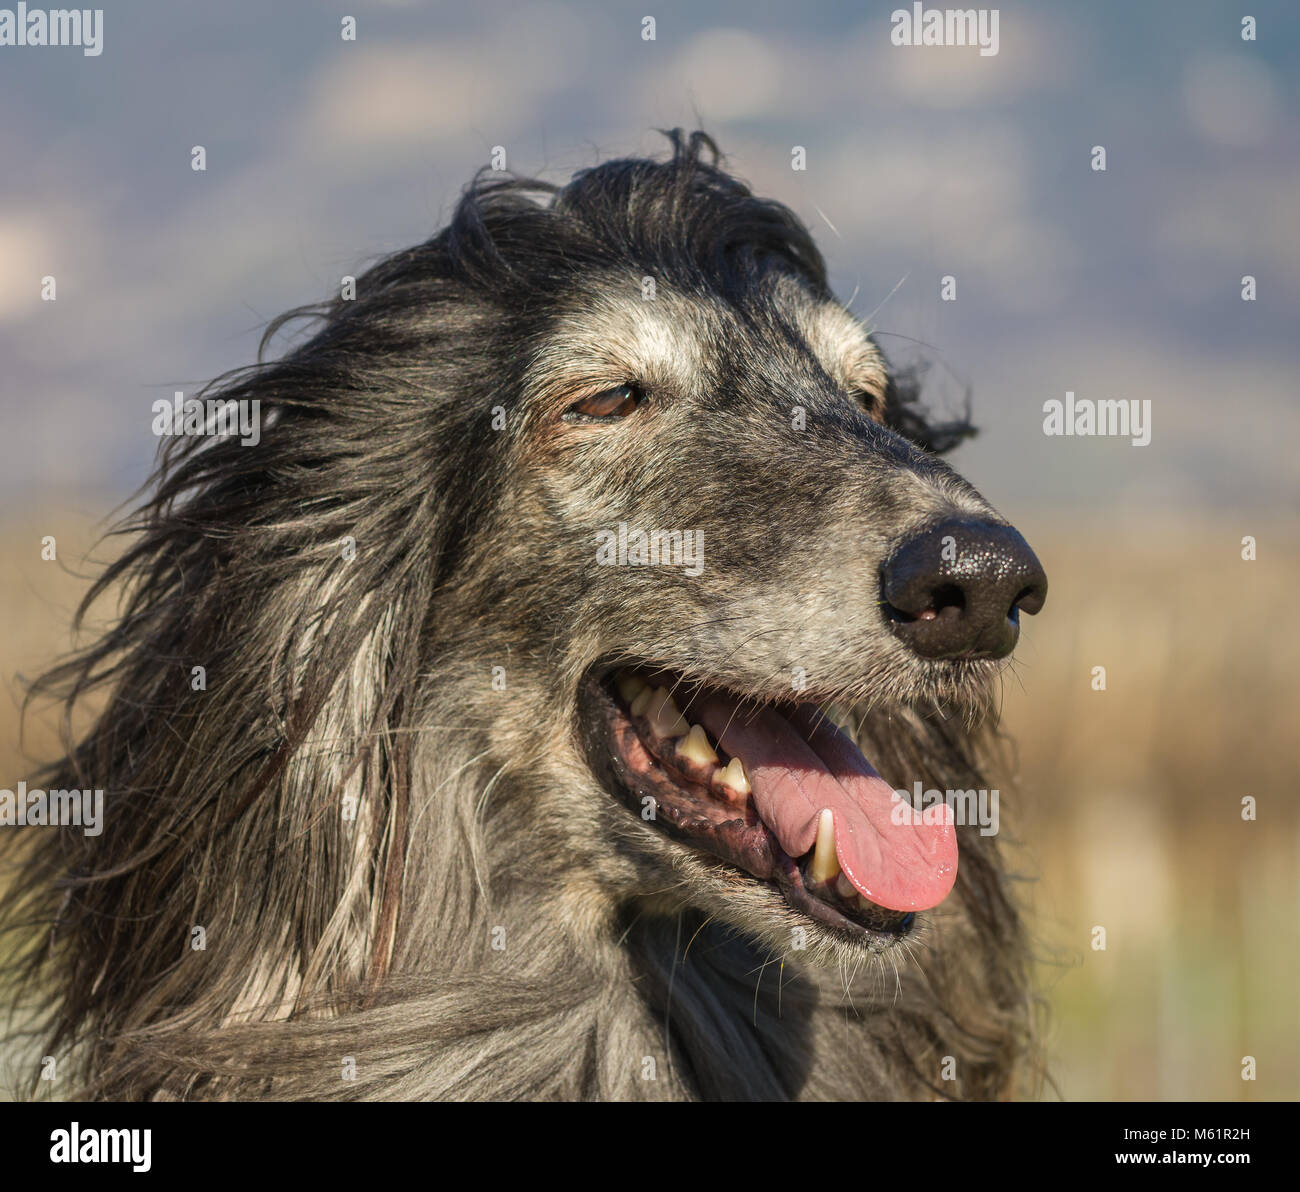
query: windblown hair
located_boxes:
[2,131,1033,1101]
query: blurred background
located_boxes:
[1,0,1297,1099]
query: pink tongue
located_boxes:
[692,696,956,912]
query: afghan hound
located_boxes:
[2,130,1047,1101]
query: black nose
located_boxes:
[882,518,1047,660]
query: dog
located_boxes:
[3,130,1046,1100]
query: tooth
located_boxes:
[835,873,857,901]
[718,757,750,795]
[616,671,647,703]
[677,724,718,765]
[809,808,839,884]
[648,687,689,738]
[630,686,654,717]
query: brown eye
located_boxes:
[564,383,642,421]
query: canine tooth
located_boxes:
[809,809,839,884]
[718,757,750,795]
[677,724,718,765]
[835,873,857,901]
[616,671,647,703]
[648,687,689,738]
[630,686,654,717]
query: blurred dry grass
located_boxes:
[0,510,1296,1100]
[1000,513,1300,1101]
[0,512,106,781]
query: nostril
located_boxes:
[930,583,964,614]
[886,582,965,623]
[1011,579,1047,617]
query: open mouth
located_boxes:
[581,666,958,948]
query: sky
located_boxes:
[1,0,1297,522]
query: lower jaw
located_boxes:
[580,668,918,949]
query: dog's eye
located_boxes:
[564,384,642,422]
[849,388,885,419]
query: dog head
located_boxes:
[399,132,1048,965]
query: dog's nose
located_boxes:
[882,518,1047,660]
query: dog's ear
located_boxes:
[882,360,977,454]
[12,312,452,1075]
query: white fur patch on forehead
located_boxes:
[529,282,711,405]
[773,277,889,405]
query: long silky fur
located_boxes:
[1,131,1037,1101]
